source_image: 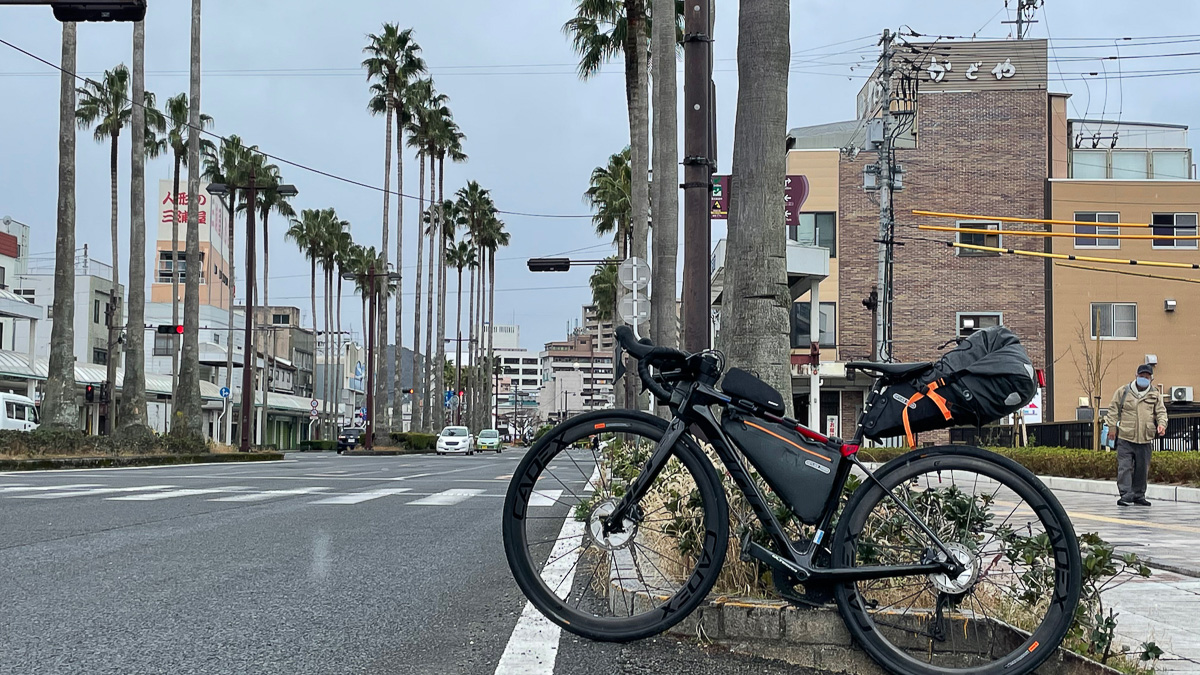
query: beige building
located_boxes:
[150,179,232,310]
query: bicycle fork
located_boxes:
[602,417,689,536]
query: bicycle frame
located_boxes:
[606,377,960,585]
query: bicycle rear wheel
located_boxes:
[502,410,728,642]
[832,446,1081,675]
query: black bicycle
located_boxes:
[503,327,1081,675]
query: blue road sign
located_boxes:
[355,362,364,378]
[219,387,230,398]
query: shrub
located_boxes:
[857,445,1200,487]
[533,424,554,443]
[300,440,338,452]
[404,433,438,450]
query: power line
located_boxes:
[0,36,595,221]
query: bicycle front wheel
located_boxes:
[832,446,1081,675]
[502,410,728,642]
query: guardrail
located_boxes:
[949,414,1200,451]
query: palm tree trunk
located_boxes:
[120,18,149,430]
[411,154,426,432]
[310,257,319,439]
[42,21,78,430]
[391,106,405,432]
[454,266,464,425]
[324,265,333,437]
[176,0,204,438]
[434,158,448,430]
[487,248,497,429]
[170,153,182,428]
[260,208,271,445]
[377,80,393,434]
[466,262,476,430]
[336,273,344,437]
[472,250,483,430]
[105,131,121,432]
[722,0,793,416]
[422,163,436,431]
[651,0,679,355]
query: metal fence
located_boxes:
[949,414,1200,451]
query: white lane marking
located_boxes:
[494,516,587,674]
[309,488,411,505]
[0,460,292,476]
[107,487,251,501]
[13,485,175,499]
[209,487,332,502]
[407,488,484,506]
[528,489,563,507]
[0,483,104,494]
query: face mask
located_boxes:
[1135,377,1151,389]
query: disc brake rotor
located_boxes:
[585,499,638,551]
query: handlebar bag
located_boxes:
[861,326,1037,445]
[722,368,786,416]
[720,411,841,524]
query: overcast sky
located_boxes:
[2,0,1198,352]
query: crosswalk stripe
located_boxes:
[0,484,104,494]
[529,489,563,507]
[309,488,411,505]
[407,488,484,506]
[13,485,176,499]
[107,487,252,501]
[210,488,332,502]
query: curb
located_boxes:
[1039,475,1200,504]
[663,596,1123,675]
[0,452,284,472]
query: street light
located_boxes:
[207,175,298,452]
[342,265,399,451]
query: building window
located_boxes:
[272,313,289,325]
[94,299,100,324]
[1074,212,1120,249]
[788,212,836,257]
[955,221,1000,255]
[153,334,173,356]
[790,302,836,349]
[157,251,207,283]
[13,289,35,304]
[1091,302,1137,340]
[1152,213,1198,249]
[92,348,109,365]
[957,312,1001,337]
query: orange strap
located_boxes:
[902,380,954,448]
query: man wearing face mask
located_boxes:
[1106,364,1168,507]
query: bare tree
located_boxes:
[1071,320,1121,451]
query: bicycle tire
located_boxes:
[502,410,729,642]
[832,446,1081,675]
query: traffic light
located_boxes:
[99,382,109,404]
[85,384,95,402]
[157,324,185,335]
[401,388,414,394]
[527,257,571,272]
[50,1,147,23]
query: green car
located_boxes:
[477,429,502,453]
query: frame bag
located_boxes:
[721,411,841,524]
[860,326,1037,446]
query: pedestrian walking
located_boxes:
[1105,364,1168,507]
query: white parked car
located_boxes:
[0,392,39,431]
[436,426,475,455]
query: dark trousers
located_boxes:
[1116,438,1152,501]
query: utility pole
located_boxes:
[1004,0,1043,40]
[680,0,713,353]
[104,291,118,433]
[871,29,895,363]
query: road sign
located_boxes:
[618,293,650,324]
[309,409,319,418]
[710,174,810,226]
[360,407,367,417]
[355,362,364,378]
[219,387,230,399]
[617,257,650,291]
[310,399,319,409]
[711,175,729,219]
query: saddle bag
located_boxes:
[860,326,1038,446]
[721,411,841,525]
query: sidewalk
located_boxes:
[1045,483,1200,672]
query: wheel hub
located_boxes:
[928,543,979,595]
[585,499,638,551]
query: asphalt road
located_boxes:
[0,452,823,675]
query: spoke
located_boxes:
[860,584,931,617]
[612,551,634,617]
[543,466,588,505]
[574,554,605,611]
[631,540,689,570]
[564,446,599,489]
[631,541,681,594]
[542,544,584,571]
[551,550,586,598]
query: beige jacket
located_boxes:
[1105,383,1168,444]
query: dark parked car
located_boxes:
[337,426,365,453]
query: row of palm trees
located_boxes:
[362,24,508,434]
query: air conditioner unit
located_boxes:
[1170,386,1193,403]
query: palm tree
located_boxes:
[177,0,205,438]
[589,258,619,321]
[202,135,251,442]
[344,243,373,360]
[455,181,494,429]
[565,0,650,281]
[404,78,441,430]
[286,209,328,438]
[320,212,350,436]
[76,64,166,427]
[650,0,680,352]
[721,0,793,416]
[330,229,354,435]
[164,93,213,423]
[477,215,509,429]
[425,199,461,429]
[120,20,170,430]
[585,148,633,408]
[432,119,466,430]
[42,21,78,430]
[445,240,476,426]
[364,25,427,432]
